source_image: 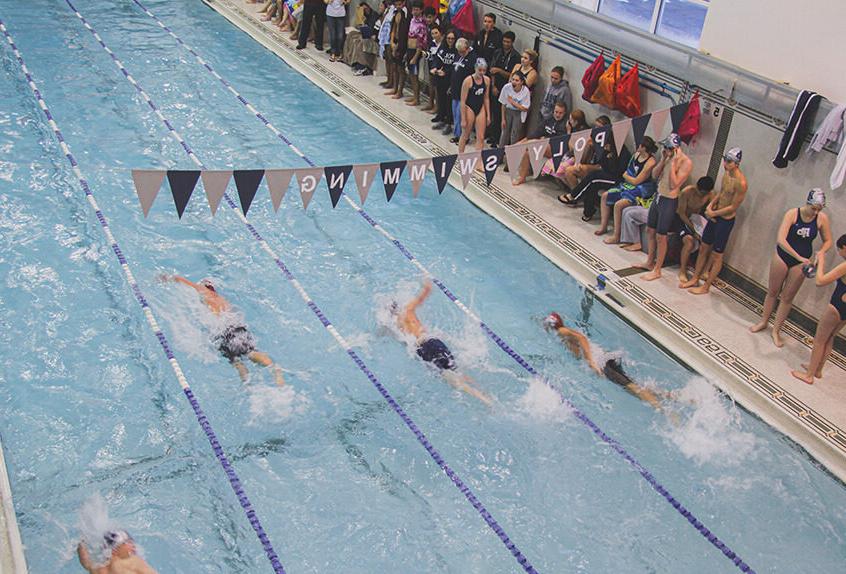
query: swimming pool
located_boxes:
[1,0,845,571]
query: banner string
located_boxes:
[62,1,538,570]
[124,1,755,571]
[0,18,287,574]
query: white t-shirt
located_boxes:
[498,84,532,123]
[326,0,346,18]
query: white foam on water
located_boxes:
[154,281,229,364]
[77,494,117,567]
[247,383,310,424]
[658,376,759,467]
[514,377,573,423]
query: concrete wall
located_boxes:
[700,0,846,102]
[473,0,845,323]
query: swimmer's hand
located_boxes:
[158,273,172,283]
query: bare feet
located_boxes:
[772,329,784,348]
[405,100,419,106]
[677,271,689,283]
[749,321,768,333]
[790,370,814,385]
[384,90,396,96]
[679,277,699,289]
[641,270,662,281]
[603,237,618,245]
[634,261,654,271]
[688,284,710,295]
[801,363,824,378]
[512,176,526,186]
[273,367,286,387]
[391,93,403,99]
[623,243,642,252]
[594,228,608,236]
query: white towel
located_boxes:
[809,103,846,153]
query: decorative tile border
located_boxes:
[206,0,846,461]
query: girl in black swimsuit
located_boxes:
[751,189,832,348]
[458,58,490,154]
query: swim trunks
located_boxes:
[213,322,257,363]
[647,195,679,235]
[416,338,457,371]
[603,359,634,388]
[701,216,736,254]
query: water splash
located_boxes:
[515,377,573,422]
[78,494,117,568]
[247,383,310,424]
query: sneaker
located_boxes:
[353,68,364,76]
[442,125,453,135]
[315,46,324,51]
[361,69,373,76]
[449,136,460,144]
[430,116,441,123]
[295,44,306,50]
[432,122,445,130]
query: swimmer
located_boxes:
[393,280,493,406]
[163,275,285,386]
[543,312,665,410]
[77,530,157,574]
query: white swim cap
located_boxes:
[806,188,826,207]
[102,530,131,553]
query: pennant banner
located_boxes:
[571,130,591,166]
[504,143,528,177]
[265,168,294,212]
[380,160,407,202]
[632,113,651,146]
[132,169,166,217]
[549,134,570,172]
[233,169,264,216]
[457,151,481,190]
[481,148,504,187]
[612,118,632,155]
[670,102,689,133]
[167,170,200,219]
[324,165,353,208]
[527,141,549,176]
[431,154,457,194]
[406,158,431,198]
[591,124,613,150]
[353,163,379,204]
[200,170,231,216]
[650,107,670,141]
[295,167,324,209]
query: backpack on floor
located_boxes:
[590,54,621,108]
[615,62,641,117]
[581,51,605,102]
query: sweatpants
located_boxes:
[298,3,326,49]
[621,205,649,244]
[773,89,822,168]
[500,108,525,149]
[571,169,617,218]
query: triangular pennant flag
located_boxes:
[481,148,504,186]
[591,124,613,151]
[632,113,651,146]
[406,158,431,198]
[650,107,670,140]
[295,167,324,209]
[166,170,200,219]
[571,129,592,165]
[670,102,689,133]
[380,160,407,202]
[527,140,550,176]
[549,134,571,172]
[324,165,353,208]
[265,169,295,212]
[431,154,457,194]
[132,169,166,217]
[233,169,264,216]
[504,142,529,177]
[457,151,481,190]
[200,170,231,216]
[353,163,379,204]
[612,118,632,156]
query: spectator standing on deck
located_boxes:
[511,49,538,92]
[449,37,477,143]
[296,0,327,51]
[487,30,520,146]
[498,71,531,151]
[403,0,428,106]
[473,13,502,64]
[325,0,350,62]
[431,29,457,134]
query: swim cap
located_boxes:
[102,530,131,553]
[662,133,681,149]
[802,263,817,279]
[543,312,564,330]
[475,57,488,70]
[198,278,215,290]
[806,188,826,207]
[723,147,742,163]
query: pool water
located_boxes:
[0,0,844,572]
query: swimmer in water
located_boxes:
[543,312,664,410]
[77,530,157,574]
[163,275,285,386]
[393,280,493,406]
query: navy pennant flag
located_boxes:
[380,160,407,202]
[431,154,457,194]
[132,169,166,217]
[670,102,689,133]
[233,169,264,216]
[481,148,504,186]
[591,124,613,150]
[549,134,570,172]
[324,165,353,208]
[166,170,200,219]
[632,113,652,146]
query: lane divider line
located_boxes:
[0,18,287,574]
[125,2,756,571]
[63,1,538,570]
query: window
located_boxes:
[591,0,709,48]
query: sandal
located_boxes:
[557,193,576,205]
[581,215,593,222]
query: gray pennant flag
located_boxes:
[612,118,632,156]
[406,158,431,198]
[651,107,670,140]
[132,169,165,217]
[456,151,481,190]
[527,141,550,176]
[200,170,231,216]
[295,167,324,210]
[265,169,295,212]
[353,163,379,204]
[571,129,592,165]
[504,142,528,176]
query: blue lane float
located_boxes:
[62,1,539,571]
[123,2,756,571]
[0,18,287,574]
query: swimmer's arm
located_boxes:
[711,178,748,218]
[170,275,203,292]
[670,155,693,191]
[559,329,601,375]
[675,187,694,227]
[447,373,493,407]
[817,212,833,256]
[77,542,96,573]
[628,385,663,410]
[815,260,846,287]
[405,280,433,313]
[625,156,656,186]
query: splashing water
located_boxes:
[515,377,573,423]
[78,494,117,568]
[659,377,759,466]
[247,384,310,424]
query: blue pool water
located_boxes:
[1,0,845,572]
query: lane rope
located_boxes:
[0,18,287,574]
[126,2,756,571]
[63,1,539,570]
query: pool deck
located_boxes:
[0,435,27,574]
[205,0,846,482]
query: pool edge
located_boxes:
[201,0,846,484]
[0,435,28,574]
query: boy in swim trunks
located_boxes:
[680,147,749,295]
[675,176,715,283]
[164,275,285,386]
[78,530,158,574]
[395,280,493,406]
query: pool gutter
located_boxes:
[0,435,27,574]
[201,0,846,484]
